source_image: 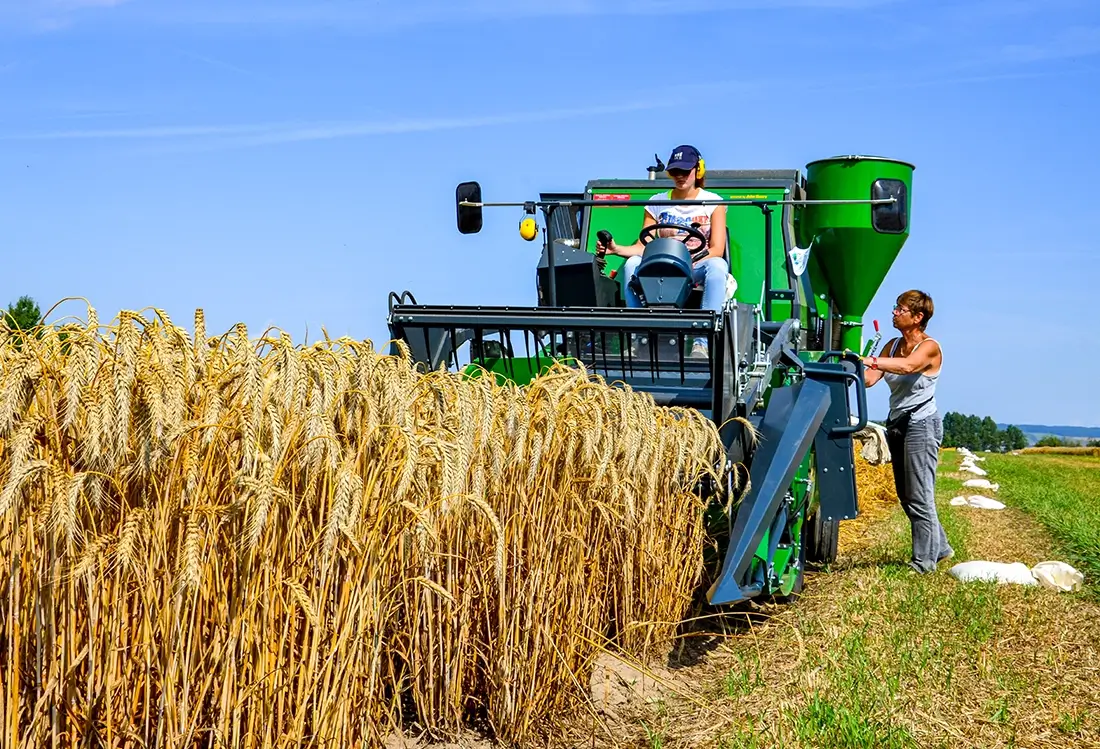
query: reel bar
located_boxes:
[459,197,897,209]
[388,304,724,410]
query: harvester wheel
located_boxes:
[773,528,805,604]
[804,507,839,565]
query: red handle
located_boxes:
[873,319,880,332]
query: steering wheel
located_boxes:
[638,222,708,251]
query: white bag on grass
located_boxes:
[1031,561,1085,592]
[949,495,1006,510]
[963,479,999,491]
[961,465,989,476]
[948,561,1037,586]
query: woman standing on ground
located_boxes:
[863,289,953,573]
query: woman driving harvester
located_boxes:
[595,144,730,357]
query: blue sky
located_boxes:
[2,0,1098,426]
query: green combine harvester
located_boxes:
[387,153,913,604]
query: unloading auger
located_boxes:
[386,155,914,604]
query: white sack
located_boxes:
[949,561,1037,586]
[966,496,1005,510]
[948,495,1006,510]
[963,479,999,491]
[1031,561,1085,592]
[852,421,890,466]
[961,465,989,476]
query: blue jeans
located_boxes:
[885,412,952,573]
[621,255,729,313]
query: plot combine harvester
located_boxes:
[386,154,913,605]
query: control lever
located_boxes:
[596,230,616,277]
[862,319,882,357]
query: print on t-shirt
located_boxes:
[645,188,722,252]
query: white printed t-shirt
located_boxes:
[644,188,723,253]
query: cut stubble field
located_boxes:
[551,450,1100,749]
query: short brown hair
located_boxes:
[897,289,933,330]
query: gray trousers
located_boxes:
[885,412,952,572]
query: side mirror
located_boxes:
[456,181,483,234]
[871,178,908,234]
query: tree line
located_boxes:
[942,412,1028,453]
[1033,435,1100,448]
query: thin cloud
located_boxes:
[107,0,902,28]
[50,0,133,7]
[1000,26,1100,63]
[3,122,279,140]
[0,0,134,29]
[0,100,679,151]
[182,52,268,81]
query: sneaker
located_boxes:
[937,549,955,563]
[690,341,709,359]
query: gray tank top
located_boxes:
[883,338,940,422]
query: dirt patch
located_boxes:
[384,733,496,749]
[589,652,681,712]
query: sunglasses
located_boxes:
[667,168,693,177]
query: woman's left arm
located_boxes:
[704,205,727,261]
[864,339,941,375]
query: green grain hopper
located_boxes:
[386,153,913,605]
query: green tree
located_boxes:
[1035,435,1066,448]
[3,295,41,330]
[979,416,1001,452]
[1088,438,1100,448]
[963,414,983,450]
[942,412,962,448]
[1002,425,1028,451]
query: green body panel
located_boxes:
[585,186,794,320]
[463,355,563,386]
[723,189,791,320]
[801,156,914,351]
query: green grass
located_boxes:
[983,453,1100,588]
[792,694,918,749]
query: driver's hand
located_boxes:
[596,238,614,256]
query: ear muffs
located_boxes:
[696,157,706,180]
[518,216,538,241]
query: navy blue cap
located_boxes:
[666,144,702,171]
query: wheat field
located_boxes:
[0,306,728,747]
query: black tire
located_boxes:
[804,507,839,565]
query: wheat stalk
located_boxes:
[0,304,735,748]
